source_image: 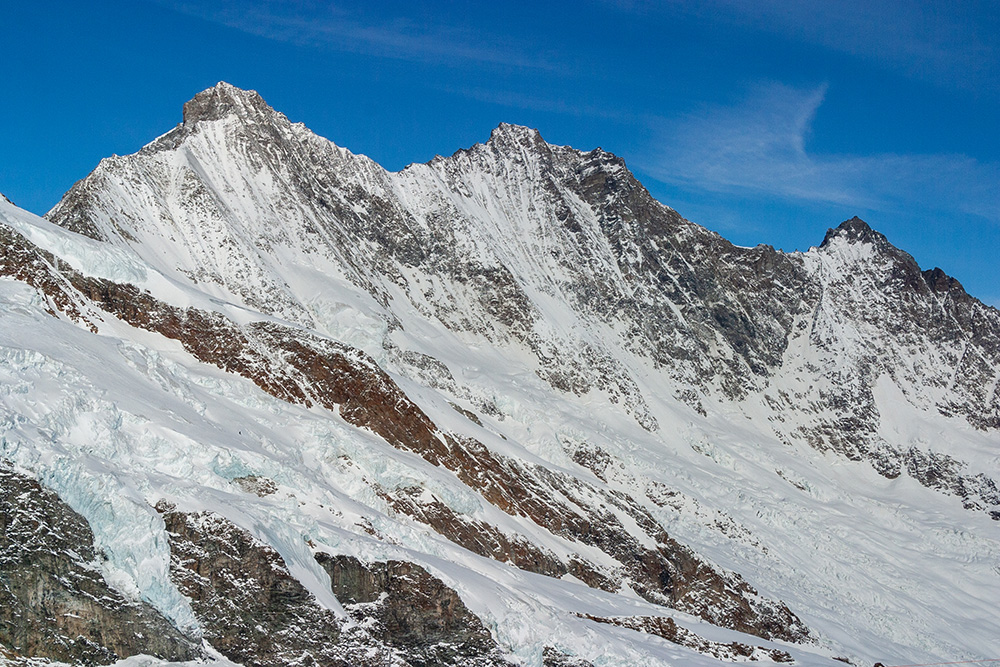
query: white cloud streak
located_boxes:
[642,83,1000,224]
[615,0,1000,94]
[154,0,556,71]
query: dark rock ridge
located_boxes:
[316,553,506,666]
[157,505,368,666]
[580,614,793,663]
[0,220,91,325]
[0,465,200,665]
[819,216,891,248]
[182,81,275,127]
[158,505,513,667]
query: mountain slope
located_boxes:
[1,83,998,666]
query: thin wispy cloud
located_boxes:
[155,0,557,71]
[731,0,1000,94]
[642,83,1000,224]
[606,0,1000,95]
[435,85,637,123]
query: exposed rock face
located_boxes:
[232,475,278,497]
[181,81,275,127]
[316,553,505,666]
[0,466,200,664]
[581,614,793,663]
[381,486,570,579]
[158,505,364,667]
[542,647,596,667]
[0,219,91,324]
[778,217,1000,511]
[157,506,513,667]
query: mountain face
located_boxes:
[1,82,998,666]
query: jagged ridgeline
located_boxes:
[1,83,998,666]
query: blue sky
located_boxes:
[4,0,999,305]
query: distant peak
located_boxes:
[922,266,968,298]
[820,217,890,249]
[0,192,11,206]
[182,82,274,126]
[491,122,541,137]
[487,122,546,148]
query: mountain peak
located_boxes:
[486,122,546,150]
[182,82,274,126]
[819,216,890,249]
[922,266,969,298]
[491,122,541,138]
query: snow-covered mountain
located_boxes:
[2,82,998,667]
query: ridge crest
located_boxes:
[819,216,890,249]
[182,82,274,126]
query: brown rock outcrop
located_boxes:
[0,466,200,664]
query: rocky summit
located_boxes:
[1,83,998,666]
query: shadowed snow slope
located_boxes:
[1,83,998,666]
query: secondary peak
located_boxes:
[820,216,889,248]
[182,82,274,126]
[488,122,545,146]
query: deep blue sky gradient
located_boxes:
[4,0,999,304]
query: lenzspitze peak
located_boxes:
[181,81,274,126]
